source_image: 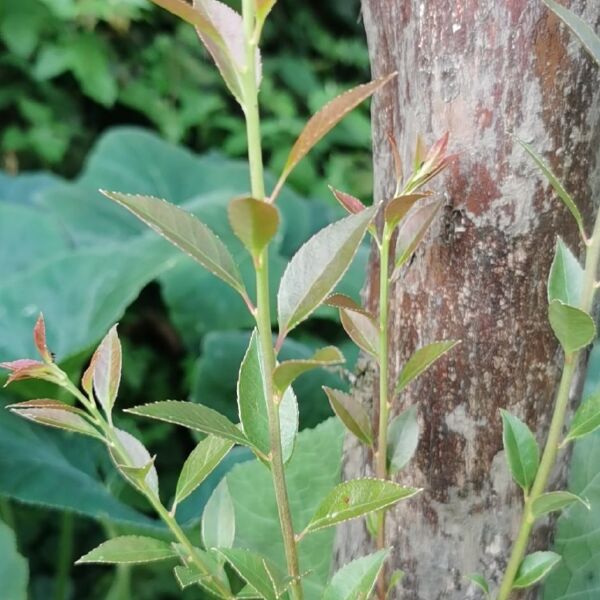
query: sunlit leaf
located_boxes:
[273,346,344,395]
[395,340,459,393]
[228,196,279,257]
[564,390,600,443]
[304,479,420,534]
[76,535,177,564]
[501,410,539,492]
[387,406,419,474]
[513,551,561,589]
[92,325,122,417]
[101,191,246,296]
[322,549,388,600]
[202,480,235,550]
[531,491,590,519]
[547,238,583,305]
[277,208,375,335]
[323,387,372,446]
[548,300,596,354]
[175,435,234,505]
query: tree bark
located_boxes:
[334,2,600,598]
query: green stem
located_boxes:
[375,227,391,599]
[497,213,600,600]
[54,512,74,600]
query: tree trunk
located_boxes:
[334,2,600,598]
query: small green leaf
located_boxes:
[386,570,405,598]
[274,75,396,194]
[172,548,230,595]
[544,0,600,65]
[501,410,539,492]
[548,238,583,305]
[322,549,389,600]
[323,387,372,446]
[531,491,590,519]
[304,479,420,534]
[175,436,233,505]
[277,208,375,336]
[228,197,279,257]
[92,325,122,417]
[111,428,159,497]
[8,400,103,440]
[384,193,429,231]
[394,200,443,272]
[513,551,561,589]
[127,400,252,448]
[517,139,584,234]
[564,390,600,443]
[395,340,459,393]
[548,300,596,354]
[238,331,298,462]
[76,536,177,564]
[102,191,246,296]
[387,406,419,474]
[216,548,286,600]
[465,573,490,597]
[273,346,345,395]
[325,294,379,359]
[202,480,235,550]
[255,0,277,23]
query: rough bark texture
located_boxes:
[334,2,600,599]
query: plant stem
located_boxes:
[375,226,392,599]
[240,2,302,598]
[497,213,600,600]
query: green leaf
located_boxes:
[517,139,584,234]
[393,200,443,272]
[501,410,539,492]
[127,400,252,449]
[564,390,600,443]
[255,0,278,23]
[7,399,103,440]
[323,549,388,600]
[384,193,430,231]
[237,331,298,462]
[273,346,345,395]
[275,74,396,193]
[325,294,379,359]
[202,479,235,550]
[76,536,177,564]
[395,340,459,393]
[544,0,600,65]
[547,238,583,305]
[277,208,375,335]
[531,491,590,519]
[91,325,122,417]
[465,573,490,597]
[0,520,28,600]
[513,551,561,589]
[228,196,279,257]
[216,548,285,600]
[323,386,372,446]
[548,300,596,354]
[387,406,419,474]
[387,570,405,598]
[172,547,230,595]
[175,436,234,506]
[111,428,159,497]
[304,479,420,534]
[101,191,246,296]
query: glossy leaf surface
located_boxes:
[564,390,600,443]
[547,238,583,306]
[501,410,539,492]
[548,300,595,354]
[514,551,561,589]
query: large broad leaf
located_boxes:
[544,0,600,65]
[237,330,298,462]
[501,410,539,492]
[277,208,375,335]
[76,535,177,564]
[202,479,235,550]
[101,191,246,296]
[547,238,584,306]
[548,300,596,354]
[227,418,345,599]
[514,551,561,589]
[303,479,420,534]
[387,406,419,474]
[322,550,388,600]
[0,520,28,600]
[564,389,600,444]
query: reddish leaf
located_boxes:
[329,186,366,215]
[81,352,98,398]
[1,359,58,386]
[92,326,122,417]
[383,193,430,231]
[387,133,403,186]
[228,196,279,257]
[272,74,396,200]
[33,313,53,363]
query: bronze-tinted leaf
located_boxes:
[228,197,279,257]
[383,193,429,231]
[323,386,372,446]
[328,186,366,214]
[92,325,122,417]
[33,313,52,363]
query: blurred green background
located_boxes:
[1,1,599,599]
